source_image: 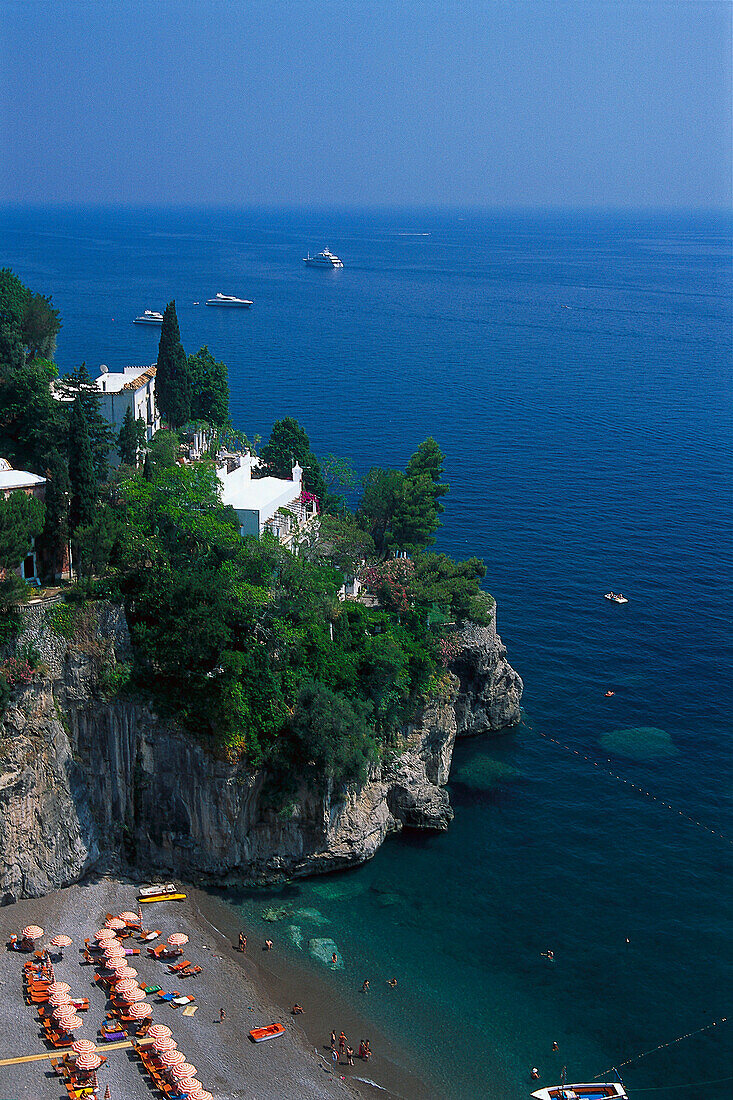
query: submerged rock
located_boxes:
[600,726,679,760]
[293,907,327,925]
[286,924,303,950]
[308,937,343,968]
[452,755,521,789]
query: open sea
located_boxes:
[2,206,731,1099]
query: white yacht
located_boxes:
[604,592,629,604]
[133,310,164,325]
[205,293,253,308]
[303,248,344,268]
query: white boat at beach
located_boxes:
[604,593,629,604]
[205,293,253,308]
[532,1083,627,1100]
[133,310,164,325]
[303,248,344,268]
[138,882,179,898]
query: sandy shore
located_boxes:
[0,876,374,1100]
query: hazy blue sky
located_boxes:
[1,0,730,209]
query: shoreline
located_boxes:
[0,874,433,1100]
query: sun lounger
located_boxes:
[167,959,191,972]
[139,983,162,994]
[178,965,201,978]
[99,1022,126,1040]
[140,929,160,941]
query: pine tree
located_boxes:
[117,407,146,466]
[156,301,191,429]
[68,397,97,533]
[406,437,449,515]
[40,450,70,579]
[60,363,114,481]
[142,453,153,481]
[391,473,439,553]
[187,345,230,426]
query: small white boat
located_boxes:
[604,593,629,604]
[138,882,179,898]
[133,310,164,325]
[205,293,253,308]
[303,248,344,268]
[532,1083,628,1100]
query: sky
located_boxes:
[0,0,730,210]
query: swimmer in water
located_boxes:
[387,977,398,988]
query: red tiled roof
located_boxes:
[122,366,156,391]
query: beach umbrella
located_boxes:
[105,917,126,930]
[168,1063,197,1079]
[50,934,73,948]
[107,959,128,972]
[71,1040,97,1055]
[22,925,44,939]
[159,1050,186,1067]
[119,988,146,1003]
[119,911,140,922]
[113,966,138,980]
[49,992,73,1006]
[167,933,188,946]
[53,1004,76,1020]
[127,1002,152,1019]
[146,1024,172,1040]
[177,1078,203,1096]
[95,929,117,940]
[75,1052,102,1071]
[196,1093,213,1100]
[59,1014,83,1032]
[113,978,138,993]
[152,1037,178,1053]
[47,982,71,994]
[104,942,125,954]
[104,949,126,962]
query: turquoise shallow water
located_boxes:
[2,206,731,1098]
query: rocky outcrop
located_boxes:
[0,601,520,902]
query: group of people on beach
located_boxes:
[330,1029,370,1068]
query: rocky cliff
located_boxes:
[0,602,521,903]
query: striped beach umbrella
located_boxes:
[167,933,188,946]
[75,1052,102,1071]
[119,988,146,1003]
[152,1037,177,1053]
[168,1063,197,1079]
[22,925,44,939]
[159,1050,186,1067]
[105,917,126,930]
[95,929,117,941]
[71,1040,97,1055]
[146,1024,172,1040]
[195,1093,213,1100]
[127,1002,152,1019]
[50,934,73,948]
[58,1014,83,1032]
[107,959,128,973]
[48,992,73,1006]
[177,1079,203,1097]
[113,966,138,980]
[104,947,126,960]
[113,978,138,993]
[52,1005,76,1020]
[119,911,140,923]
[47,982,71,994]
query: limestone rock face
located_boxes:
[450,616,523,736]
[0,601,521,901]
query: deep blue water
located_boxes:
[2,206,732,1099]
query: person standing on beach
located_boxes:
[346,1045,355,1066]
[331,1030,337,1052]
[219,1009,226,1022]
[331,1048,339,1071]
[238,932,246,952]
[339,1031,347,1055]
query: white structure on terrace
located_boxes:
[216,453,318,548]
[0,459,46,582]
[54,364,161,459]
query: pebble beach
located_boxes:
[0,877,418,1100]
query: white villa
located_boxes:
[0,459,46,583]
[216,452,318,548]
[54,364,161,460]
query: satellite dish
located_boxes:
[99,364,109,374]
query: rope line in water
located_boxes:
[630,1075,733,1092]
[592,1016,728,1079]
[531,727,732,846]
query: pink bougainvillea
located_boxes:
[360,558,415,611]
[438,634,462,667]
[300,490,320,512]
[0,657,34,686]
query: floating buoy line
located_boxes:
[525,723,732,846]
[592,1015,729,1081]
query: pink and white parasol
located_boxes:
[75,1052,102,1071]
[119,911,140,922]
[152,1037,177,1053]
[50,934,73,948]
[113,978,138,992]
[104,917,126,930]
[176,1079,203,1097]
[113,966,138,980]
[126,1002,152,1019]
[48,992,73,1006]
[47,982,71,994]
[168,1063,197,1079]
[71,1040,96,1055]
[167,933,189,946]
[118,988,146,1003]
[22,925,44,939]
[58,1014,83,1031]
[95,929,117,941]
[146,1024,172,1040]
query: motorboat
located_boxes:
[133,310,164,325]
[249,1023,285,1042]
[532,1083,628,1100]
[303,248,344,268]
[604,593,629,604]
[138,882,179,898]
[205,293,253,308]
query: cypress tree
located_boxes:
[68,397,97,533]
[118,406,146,466]
[40,450,70,579]
[156,301,191,429]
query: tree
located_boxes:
[187,346,230,427]
[117,407,146,467]
[22,293,61,362]
[0,490,45,575]
[356,467,404,556]
[39,450,70,580]
[303,513,374,575]
[0,269,60,364]
[280,681,377,790]
[260,417,329,504]
[75,506,119,580]
[68,397,97,534]
[406,438,449,515]
[155,301,191,429]
[148,428,178,471]
[391,473,439,553]
[57,363,114,482]
[0,358,65,473]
